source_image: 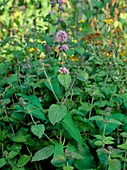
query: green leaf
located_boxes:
[18,94,43,109]
[62,113,82,144]
[32,145,54,162]
[8,151,19,159]
[118,143,127,150]
[94,141,103,146]
[26,104,46,120]
[12,135,27,143]
[17,155,30,167]
[31,124,45,139]
[48,104,67,125]
[0,158,6,168]
[77,72,89,81]
[57,74,72,90]
[123,93,127,110]
[75,47,84,55]
[63,166,74,170]
[51,143,66,167]
[0,63,7,74]
[44,77,61,96]
[7,74,18,84]
[108,159,121,170]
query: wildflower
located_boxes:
[122,58,126,62]
[94,41,102,45]
[58,67,69,74]
[103,19,113,24]
[21,5,26,11]
[29,47,35,52]
[56,44,69,51]
[121,50,127,57]
[72,25,76,29]
[78,19,84,23]
[57,0,64,4]
[50,0,55,4]
[59,18,64,22]
[14,11,20,19]
[72,39,77,43]
[56,30,68,42]
[58,5,64,11]
[105,52,111,57]
[48,10,56,15]
[70,55,78,61]
[41,40,46,44]
[40,52,45,59]
[79,27,82,31]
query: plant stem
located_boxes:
[43,67,60,104]
[88,96,94,119]
[30,113,55,144]
[124,151,127,170]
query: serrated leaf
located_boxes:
[108,159,121,170]
[48,104,67,125]
[51,143,66,167]
[75,47,84,55]
[17,155,30,167]
[32,145,54,162]
[8,151,19,159]
[31,124,45,139]
[57,74,72,90]
[62,113,82,144]
[77,72,89,81]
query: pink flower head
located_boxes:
[56,44,69,51]
[21,5,26,11]
[58,67,69,74]
[56,30,68,43]
[61,44,69,51]
[48,10,56,15]
[58,5,64,11]
[57,0,64,4]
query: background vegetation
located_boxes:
[0,0,127,169]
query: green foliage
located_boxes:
[1,0,127,169]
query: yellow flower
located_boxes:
[70,55,78,61]
[94,41,102,45]
[103,19,113,24]
[72,25,76,29]
[78,20,84,23]
[40,52,45,59]
[122,58,126,62]
[54,48,59,53]
[72,39,77,43]
[79,28,82,31]
[121,50,127,57]
[14,11,20,19]
[29,48,35,52]
[105,52,111,57]
[41,40,46,44]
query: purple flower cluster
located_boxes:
[56,44,69,51]
[56,30,68,43]
[58,67,69,74]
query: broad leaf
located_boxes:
[57,74,72,90]
[51,143,66,167]
[48,104,67,125]
[62,113,82,144]
[31,124,45,139]
[17,155,30,167]
[108,159,121,170]
[0,158,6,168]
[32,145,54,162]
